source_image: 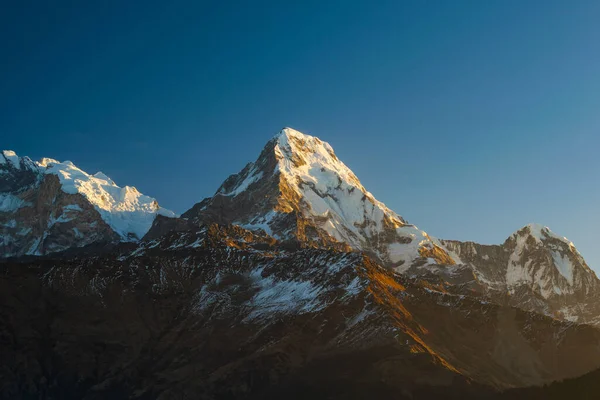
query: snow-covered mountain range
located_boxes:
[3,128,600,326]
[3,128,600,398]
[0,150,175,257]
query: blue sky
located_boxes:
[2,1,600,269]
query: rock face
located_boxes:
[0,150,175,257]
[3,226,600,399]
[177,128,456,269]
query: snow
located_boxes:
[38,158,60,167]
[245,270,324,320]
[517,223,577,285]
[221,166,263,197]
[63,204,83,212]
[388,228,433,268]
[522,223,574,247]
[36,157,177,239]
[551,251,574,285]
[269,128,451,268]
[504,223,581,298]
[239,254,365,322]
[0,194,29,212]
[2,219,16,228]
[238,210,277,237]
[505,226,559,297]
[1,150,176,241]
[2,150,20,169]
[192,128,457,270]
[17,227,31,236]
[93,171,115,185]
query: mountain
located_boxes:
[154,127,600,326]
[175,128,456,269]
[4,129,600,398]
[0,150,175,257]
[424,223,600,326]
[3,226,600,399]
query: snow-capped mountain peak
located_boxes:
[512,223,574,247]
[36,156,176,239]
[1,150,20,168]
[1,150,38,172]
[0,150,176,257]
[273,127,373,201]
[505,223,591,288]
[441,223,600,325]
[181,128,456,269]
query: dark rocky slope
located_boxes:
[2,226,600,399]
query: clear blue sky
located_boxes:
[3,1,600,269]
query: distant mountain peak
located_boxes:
[0,150,176,257]
[441,222,600,325]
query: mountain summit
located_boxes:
[0,150,175,257]
[180,127,456,268]
[440,223,600,325]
